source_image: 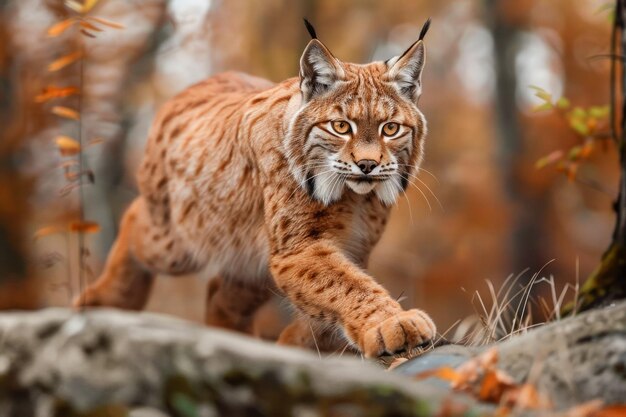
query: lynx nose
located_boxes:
[356,159,378,175]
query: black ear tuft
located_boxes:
[418,17,431,41]
[303,18,317,39]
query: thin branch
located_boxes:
[77,38,86,308]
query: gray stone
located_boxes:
[396,302,626,408]
[0,308,488,417]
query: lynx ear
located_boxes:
[386,18,430,103]
[299,39,345,102]
[386,40,425,102]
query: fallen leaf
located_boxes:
[502,383,551,409]
[414,366,461,384]
[478,369,516,402]
[387,357,408,371]
[477,347,499,369]
[595,405,626,417]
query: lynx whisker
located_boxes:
[405,171,443,210]
[398,174,432,212]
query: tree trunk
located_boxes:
[485,0,547,285]
[574,0,626,312]
[0,1,39,309]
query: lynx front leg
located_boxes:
[270,241,436,358]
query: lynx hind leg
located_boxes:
[278,316,354,354]
[75,197,201,310]
[205,276,272,334]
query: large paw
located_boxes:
[361,309,436,358]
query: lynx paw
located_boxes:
[361,309,436,358]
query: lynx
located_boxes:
[76,20,436,358]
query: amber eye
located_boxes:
[382,122,400,137]
[331,120,351,135]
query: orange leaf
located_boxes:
[47,18,77,37]
[478,369,516,402]
[502,384,551,410]
[79,20,103,32]
[477,347,499,369]
[82,0,100,13]
[595,406,626,417]
[581,141,594,158]
[414,366,461,384]
[51,106,80,120]
[34,225,65,239]
[55,136,81,156]
[87,16,124,29]
[35,86,80,102]
[48,51,83,72]
[387,357,408,371]
[69,221,100,233]
[567,163,579,182]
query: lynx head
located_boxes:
[285,19,430,206]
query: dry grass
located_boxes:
[453,260,581,346]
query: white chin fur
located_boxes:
[346,180,376,195]
[374,177,402,206]
[312,171,345,205]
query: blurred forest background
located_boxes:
[0,0,618,337]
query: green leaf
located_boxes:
[535,150,563,169]
[570,119,590,136]
[556,97,570,110]
[589,105,610,119]
[568,145,583,160]
[571,107,587,119]
[529,85,552,103]
[533,102,553,112]
[534,91,552,102]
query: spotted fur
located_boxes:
[76,24,436,357]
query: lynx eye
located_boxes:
[382,122,400,137]
[331,120,351,135]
